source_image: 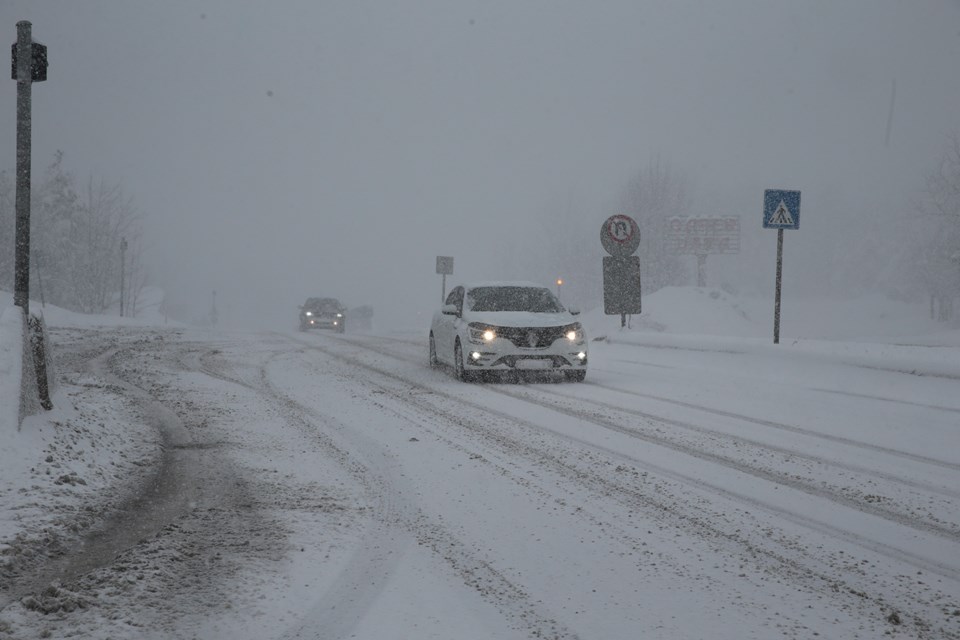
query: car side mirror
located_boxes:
[442,304,459,316]
[567,305,580,316]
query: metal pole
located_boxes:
[14,21,33,315]
[441,273,446,304]
[773,228,784,344]
[120,237,127,316]
[32,249,45,308]
[696,254,707,287]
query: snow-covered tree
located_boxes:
[1,152,145,315]
[616,157,691,293]
[67,177,142,314]
[31,152,82,307]
[908,132,960,320]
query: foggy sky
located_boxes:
[2,1,959,329]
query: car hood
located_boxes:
[463,311,576,328]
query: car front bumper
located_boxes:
[461,337,587,371]
[302,317,342,329]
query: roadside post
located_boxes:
[601,214,642,328]
[11,21,48,316]
[120,237,127,316]
[762,189,801,344]
[436,256,454,303]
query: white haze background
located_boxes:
[1,1,959,330]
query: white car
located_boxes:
[429,281,588,382]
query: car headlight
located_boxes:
[305,311,313,316]
[564,322,583,342]
[336,313,343,317]
[468,323,496,342]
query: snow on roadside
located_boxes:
[582,287,960,378]
[582,286,960,343]
[0,304,23,443]
[0,293,166,616]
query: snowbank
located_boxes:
[582,286,960,343]
[0,303,23,434]
[579,286,960,378]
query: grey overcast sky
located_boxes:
[2,1,960,328]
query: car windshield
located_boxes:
[305,299,341,314]
[466,287,564,313]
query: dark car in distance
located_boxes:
[299,297,346,333]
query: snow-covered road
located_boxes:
[2,325,959,639]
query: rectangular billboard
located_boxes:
[665,216,740,255]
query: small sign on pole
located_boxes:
[601,214,641,327]
[11,21,48,316]
[436,256,453,303]
[763,190,800,344]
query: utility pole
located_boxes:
[120,237,127,316]
[11,21,47,316]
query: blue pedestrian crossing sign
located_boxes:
[763,190,800,230]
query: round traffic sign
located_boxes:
[601,214,640,256]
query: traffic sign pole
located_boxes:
[600,215,642,324]
[763,190,800,344]
[13,21,34,314]
[436,256,453,303]
[774,228,783,344]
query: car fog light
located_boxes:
[333,321,338,326]
[577,352,586,360]
[470,351,482,361]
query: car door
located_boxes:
[435,286,463,363]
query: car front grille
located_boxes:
[495,325,566,349]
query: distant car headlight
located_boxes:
[564,322,583,342]
[305,311,313,316]
[336,313,343,317]
[468,323,496,342]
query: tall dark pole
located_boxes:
[120,237,127,316]
[773,228,784,344]
[696,254,707,287]
[13,21,34,315]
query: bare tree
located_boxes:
[910,132,960,321]
[68,178,142,314]
[617,157,692,293]
[2,153,145,314]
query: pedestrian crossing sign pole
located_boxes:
[763,189,801,344]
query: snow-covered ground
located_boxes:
[1,288,958,639]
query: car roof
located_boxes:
[461,281,548,291]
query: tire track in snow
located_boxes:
[281,333,960,637]
[336,333,960,536]
[195,346,581,640]
[585,372,960,472]
[356,332,960,473]
[290,333,960,581]
[0,345,202,612]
